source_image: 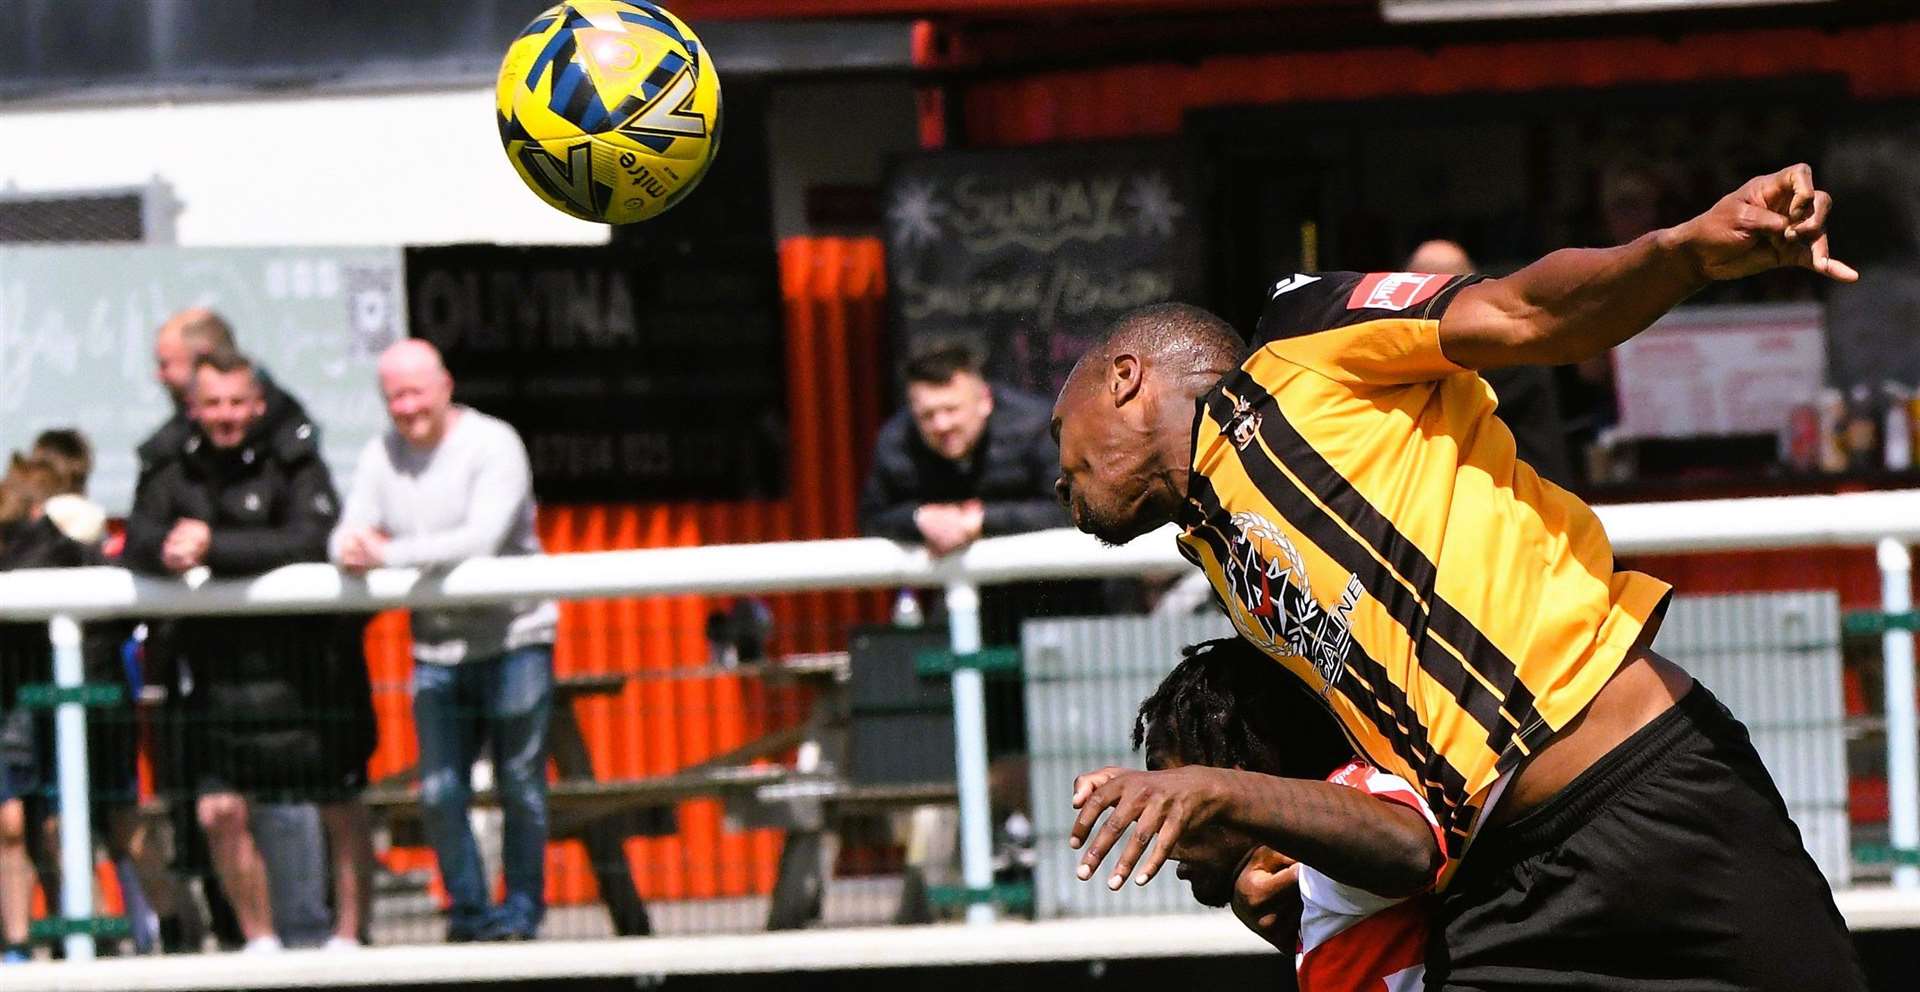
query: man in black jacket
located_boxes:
[139,309,316,498]
[858,341,1089,894]
[137,307,340,950]
[859,341,1068,554]
[124,351,376,953]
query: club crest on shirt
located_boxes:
[1224,395,1262,451]
[1222,511,1363,690]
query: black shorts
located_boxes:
[1429,681,1867,992]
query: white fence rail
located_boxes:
[2,488,1919,957]
[5,488,1920,621]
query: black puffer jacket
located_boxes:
[123,408,374,795]
[858,384,1070,540]
[135,367,311,503]
[136,369,317,691]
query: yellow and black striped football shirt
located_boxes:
[1179,271,1671,870]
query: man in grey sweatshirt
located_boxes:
[330,340,558,942]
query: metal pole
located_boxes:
[1878,539,1920,890]
[944,580,996,925]
[49,614,96,960]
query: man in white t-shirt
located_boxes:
[1079,637,1442,991]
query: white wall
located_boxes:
[0,88,611,246]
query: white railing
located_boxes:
[3,488,1919,957]
[8,488,1920,622]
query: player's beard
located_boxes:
[1075,493,1154,548]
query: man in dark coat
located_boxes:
[858,340,1092,894]
[136,307,339,950]
[124,350,376,953]
[859,341,1067,552]
[138,308,314,499]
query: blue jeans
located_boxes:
[411,646,553,935]
[253,803,331,947]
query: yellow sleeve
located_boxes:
[1252,271,1484,386]
[1264,317,1470,386]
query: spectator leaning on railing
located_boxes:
[137,306,340,951]
[859,339,1068,554]
[139,309,317,499]
[124,350,378,954]
[857,339,1088,887]
[330,339,557,944]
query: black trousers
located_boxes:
[1429,682,1867,992]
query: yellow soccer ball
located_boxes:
[496,0,720,224]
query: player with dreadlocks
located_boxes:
[1122,637,1445,992]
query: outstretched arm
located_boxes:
[1440,163,1856,370]
[1067,765,1442,899]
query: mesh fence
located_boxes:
[0,184,173,244]
[0,573,1114,957]
[1022,591,1872,920]
[0,578,1897,958]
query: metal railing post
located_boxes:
[944,579,996,924]
[1878,539,1920,890]
[49,613,96,960]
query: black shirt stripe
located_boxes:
[1187,468,1475,839]
[1218,371,1545,748]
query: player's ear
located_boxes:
[1110,353,1143,406]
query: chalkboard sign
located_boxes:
[883,142,1204,396]
[404,244,786,502]
[0,246,403,515]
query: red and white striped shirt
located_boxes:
[1295,760,1444,992]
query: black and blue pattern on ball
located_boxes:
[615,0,701,73]
[525,3,697,143]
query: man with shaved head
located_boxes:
[331,339,557,942]
[1056,167,1867,990]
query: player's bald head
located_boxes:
[1064,302,1245,396]
[1051,302,1244,548]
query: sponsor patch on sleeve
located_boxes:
[1346,272,1447,312]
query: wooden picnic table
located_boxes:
[362,652,956,934]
